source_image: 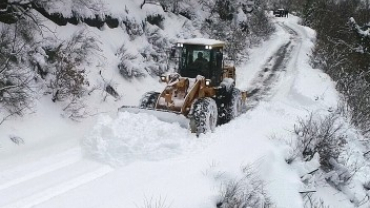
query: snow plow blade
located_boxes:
[119,106,189,129]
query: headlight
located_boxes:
[205,79,211,86]
[160,75,167,82]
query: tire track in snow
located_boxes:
[269,21,309,101]
[0,147,114,208]
[245,21,300,110]
[1,166,113,208]
[0,148,81,191]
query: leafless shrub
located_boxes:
[294,112,346,171]
[97,71,120,100]
[268,135,298,164]
[302,195,330,208]
[335,72,370,137]
[61,97,89,121]
[217,167,273,208]
[0,21,37,117]
[137,195,170,208]
[46,30,101,102]
[73,0,108,18]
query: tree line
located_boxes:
[284,0,370,137]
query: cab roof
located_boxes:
[177,38,225,48]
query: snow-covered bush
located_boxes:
[118,21,171,79]
[116,44,146,79]
[146,14,165,29]
[143,25,169,75]
[216,167,273,208]
[45,30,101,102]
[294,112,346,171]
[324,158,355,190]
[336,72,370,137]
[157,0,183,14]
[122,17,145,39]
[61,97,89,121]
[292,113,370,207]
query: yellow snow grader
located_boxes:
[120,38,247,136]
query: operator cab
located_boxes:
[176,38,225,86]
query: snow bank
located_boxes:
[82,112,207,166]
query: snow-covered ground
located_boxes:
[1,7,369,208]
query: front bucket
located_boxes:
[119,106,189,129]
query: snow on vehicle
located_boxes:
[120,38,247,136]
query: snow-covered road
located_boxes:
[0,16,343,208]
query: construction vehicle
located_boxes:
[120,38,247,136]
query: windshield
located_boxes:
[179,45,212,78]
[178,45,223,85]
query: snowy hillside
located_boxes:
[1,1,370,208]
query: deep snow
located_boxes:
[0,4,369,208]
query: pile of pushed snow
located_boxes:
[82,112,204,166]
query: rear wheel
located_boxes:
[140,91,160,109]
[189,97,218,136]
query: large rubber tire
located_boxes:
[220,88,243,123]
[189,97,218,136]
[229,88,243,118]
[139,91,160,109]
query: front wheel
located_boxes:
[139,91,160,109]
[188,97,218,136]
[229,88,244,118]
